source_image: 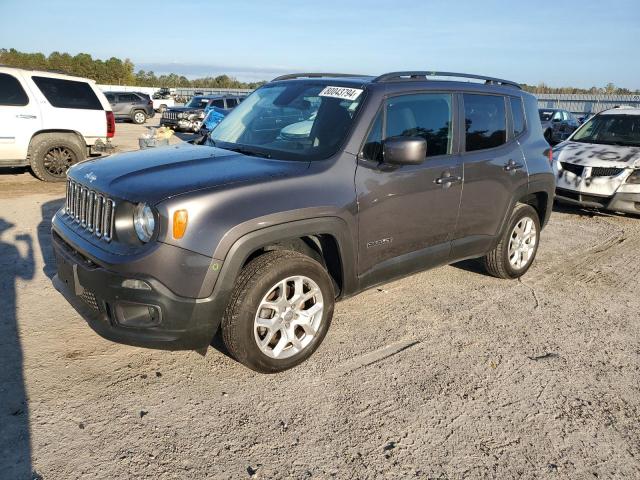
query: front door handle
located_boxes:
[16,114,37,119]
[504,159,524,172]
[434,174,462,188]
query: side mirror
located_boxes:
[383,136,427,165]
[552,118,561,123]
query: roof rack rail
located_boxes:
[372,71,521,89]
[272,72,367,81]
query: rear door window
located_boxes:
[226,98,238,108]
[211,99,225,108]
[385,93,453,157]
[117,93,137,103]
[463,94,507,151]
[32,76,102,110]
[509,96,526,137]
[0,73,29,106]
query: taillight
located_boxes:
[106,111,115,138]
[544,147,553,165]
[148,99,153,106]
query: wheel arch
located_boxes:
[518,190,550,228]
[213,218,357,302]
[28,129,87,155]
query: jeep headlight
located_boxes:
[177,112,186,119]
[133,203,155,243]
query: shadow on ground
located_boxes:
[0,218,35,479]
[39,198,65,279]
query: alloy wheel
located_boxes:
[43,146,74,177]
[254,275,324,359]
[508,216,537,269]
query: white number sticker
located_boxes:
[319,86,363,101]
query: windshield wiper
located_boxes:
[223,145,272,159]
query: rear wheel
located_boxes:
[29,133,85,182]
[481,204,540,279]
[132,110,147,124]
[222,250,335,373]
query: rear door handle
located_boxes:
[16,114,37,119]
[504,160,524,172]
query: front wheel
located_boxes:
[481,203,541,279]
[221,250,335,373]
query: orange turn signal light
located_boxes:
[173,210,188,239]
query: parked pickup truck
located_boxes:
[151,91,175,113]
[52,71,554,372]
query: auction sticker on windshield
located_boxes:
[319,86,363,101]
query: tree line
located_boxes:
[1,48,638,94]
[0,48,266,89]
[521,82,639,95]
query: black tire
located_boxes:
[481,203,541,279]
[221,250,335,373]
[29,133,85,182]
[132,110,147,124]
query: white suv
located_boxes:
[0,67,114,181]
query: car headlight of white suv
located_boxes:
[626,169,640,184]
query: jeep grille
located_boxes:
[65,180,115,242]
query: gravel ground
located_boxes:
[1,122,639,479]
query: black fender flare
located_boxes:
[201,217,357,328]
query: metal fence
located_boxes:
[536,94,640,115]
[173,87,253,97]
[97,84,253,99]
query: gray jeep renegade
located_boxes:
[52,71,555,372]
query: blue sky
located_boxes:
[1,0,638,88]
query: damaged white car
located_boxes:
[552,107,640,215]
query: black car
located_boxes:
[538,108,579,144]
[105,91,155,124]
[160,94,245,132]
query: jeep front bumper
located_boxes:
[52,224,224,351]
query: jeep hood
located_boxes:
[69,144,308,204]
[554,141,640,169]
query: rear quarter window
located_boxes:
[0,73,29,106]
[510,96,526,137]
[32,76,102,110]
[463,94,507,151]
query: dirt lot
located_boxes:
[1,122,639,479]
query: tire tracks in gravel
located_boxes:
[293,215,635,389]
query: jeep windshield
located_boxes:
[208,82,364,161]
[572,114,640,147]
